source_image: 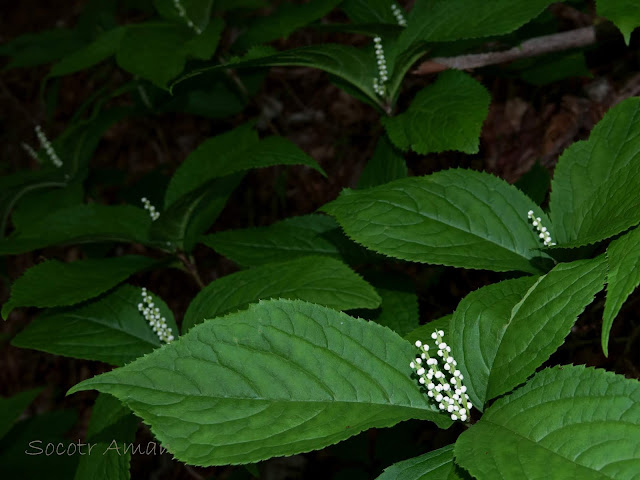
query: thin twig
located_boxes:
[413,26,597,75]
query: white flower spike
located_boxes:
[391,4,407,27]
[372,36,388,97]
[34,125,62,168]
[409,329,472,422]
[527,210,556,246]
[138,288,174,343]
[173,0,202,34]
[141,197,160,221]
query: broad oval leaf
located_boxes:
[549,97,640,247]
[322,169,553,273]
[376,444,465,480]
[182,256,381,331]
[455,365,640,480]
[450,256,607,409]
[602,226,640,356]
[68,299,451,466]
[1,255,158,320]
[0,204,151,255]
[382,71,490,155]
[12,285,178,366]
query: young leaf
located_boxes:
[0,204,152,255]
[0,29,83,69]
[233,0,341,52]
[322,169,553,273]
[49,26,128,77]
[376,444,461,480]
[10,184,83,232]
[549,97,640,247]
[68,299,450,466]
[151,174,243,252]
[182,256,381,330]
[12,285,178,366]
[1,255,158,319]
[116,22,189,87]
[396,0,556,53]
[382,71,490,155]
[201,214,344,267]
[165,124,324,207]
[450,256,607,409]
[360,272,419,336]
[357,135,408,189]
[602,226,640,356]
[455,365,640,479]
[0,388,42,440]
[596,0,640,44]
[74,394,138,480]
[405,315,452,346]
[341,0,397,24]
[173,44,381,106]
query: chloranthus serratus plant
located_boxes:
[1,0,640,479]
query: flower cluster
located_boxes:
[410,330,472,422]
[372,37,388,97]
[173,0,202,34]
[141,197,160,221]
[21,142,40,162]
[527,210,556,246]
[391,4,407,27]
[138,288,174,343]
[35,125,62,168]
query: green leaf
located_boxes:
[361,272,418,336]
[549,98,640,247]
[455,365,640,480]
[49,26,127,77]
[154,0,214,32]
[450,256,607,409]
[68,299,451,466]
[0,29,83,69]
[0,388,42,440]
[0,410,79,479]
[182,256,381,330]
[396,0,556,53]
[602,226,640,356]
[12,285,178,366]
[597,0,640,44]
[183,18,224,60]
[10,183,83,231]
[341,0,398,24]
[405,315,452,346]
[514,163,550,206]
[233,0,341,52]
[376,444,459,480]
[165,124,325,207]
[201,214,345,267]
[116,22,189,87]
[74,394,138,480]
[357,136,408,189]
[2,255,158,319]
[383,71,489,154]
[0,204,152,255]
[322,169,553,273]
[174,44,382,107]
[151,174,243,251]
